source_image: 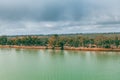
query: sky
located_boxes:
[0,0,120,35]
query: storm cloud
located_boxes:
[0,0,120,35]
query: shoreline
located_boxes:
[1,45,120,51]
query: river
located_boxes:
[0,48,120,80]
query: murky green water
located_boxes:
[0,48,120,80]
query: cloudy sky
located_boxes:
[0,0,120,35]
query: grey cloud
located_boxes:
[97,21,120,26]
[0,0,120,35]
[0,0,91,21]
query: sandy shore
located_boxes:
[0,45,120,51]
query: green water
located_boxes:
[0,48,120,80]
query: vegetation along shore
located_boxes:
[1,33,120,51]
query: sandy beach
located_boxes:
[1,45,120,51]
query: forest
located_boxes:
[0,33,120,50]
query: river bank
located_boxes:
[1,45,120,51]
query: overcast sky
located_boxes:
[0,0,120,35]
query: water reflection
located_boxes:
[0,49,120,80]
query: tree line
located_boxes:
[0,34,120,49]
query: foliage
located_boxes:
[0,33,120,49]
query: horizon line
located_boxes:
[0,32,120,36]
